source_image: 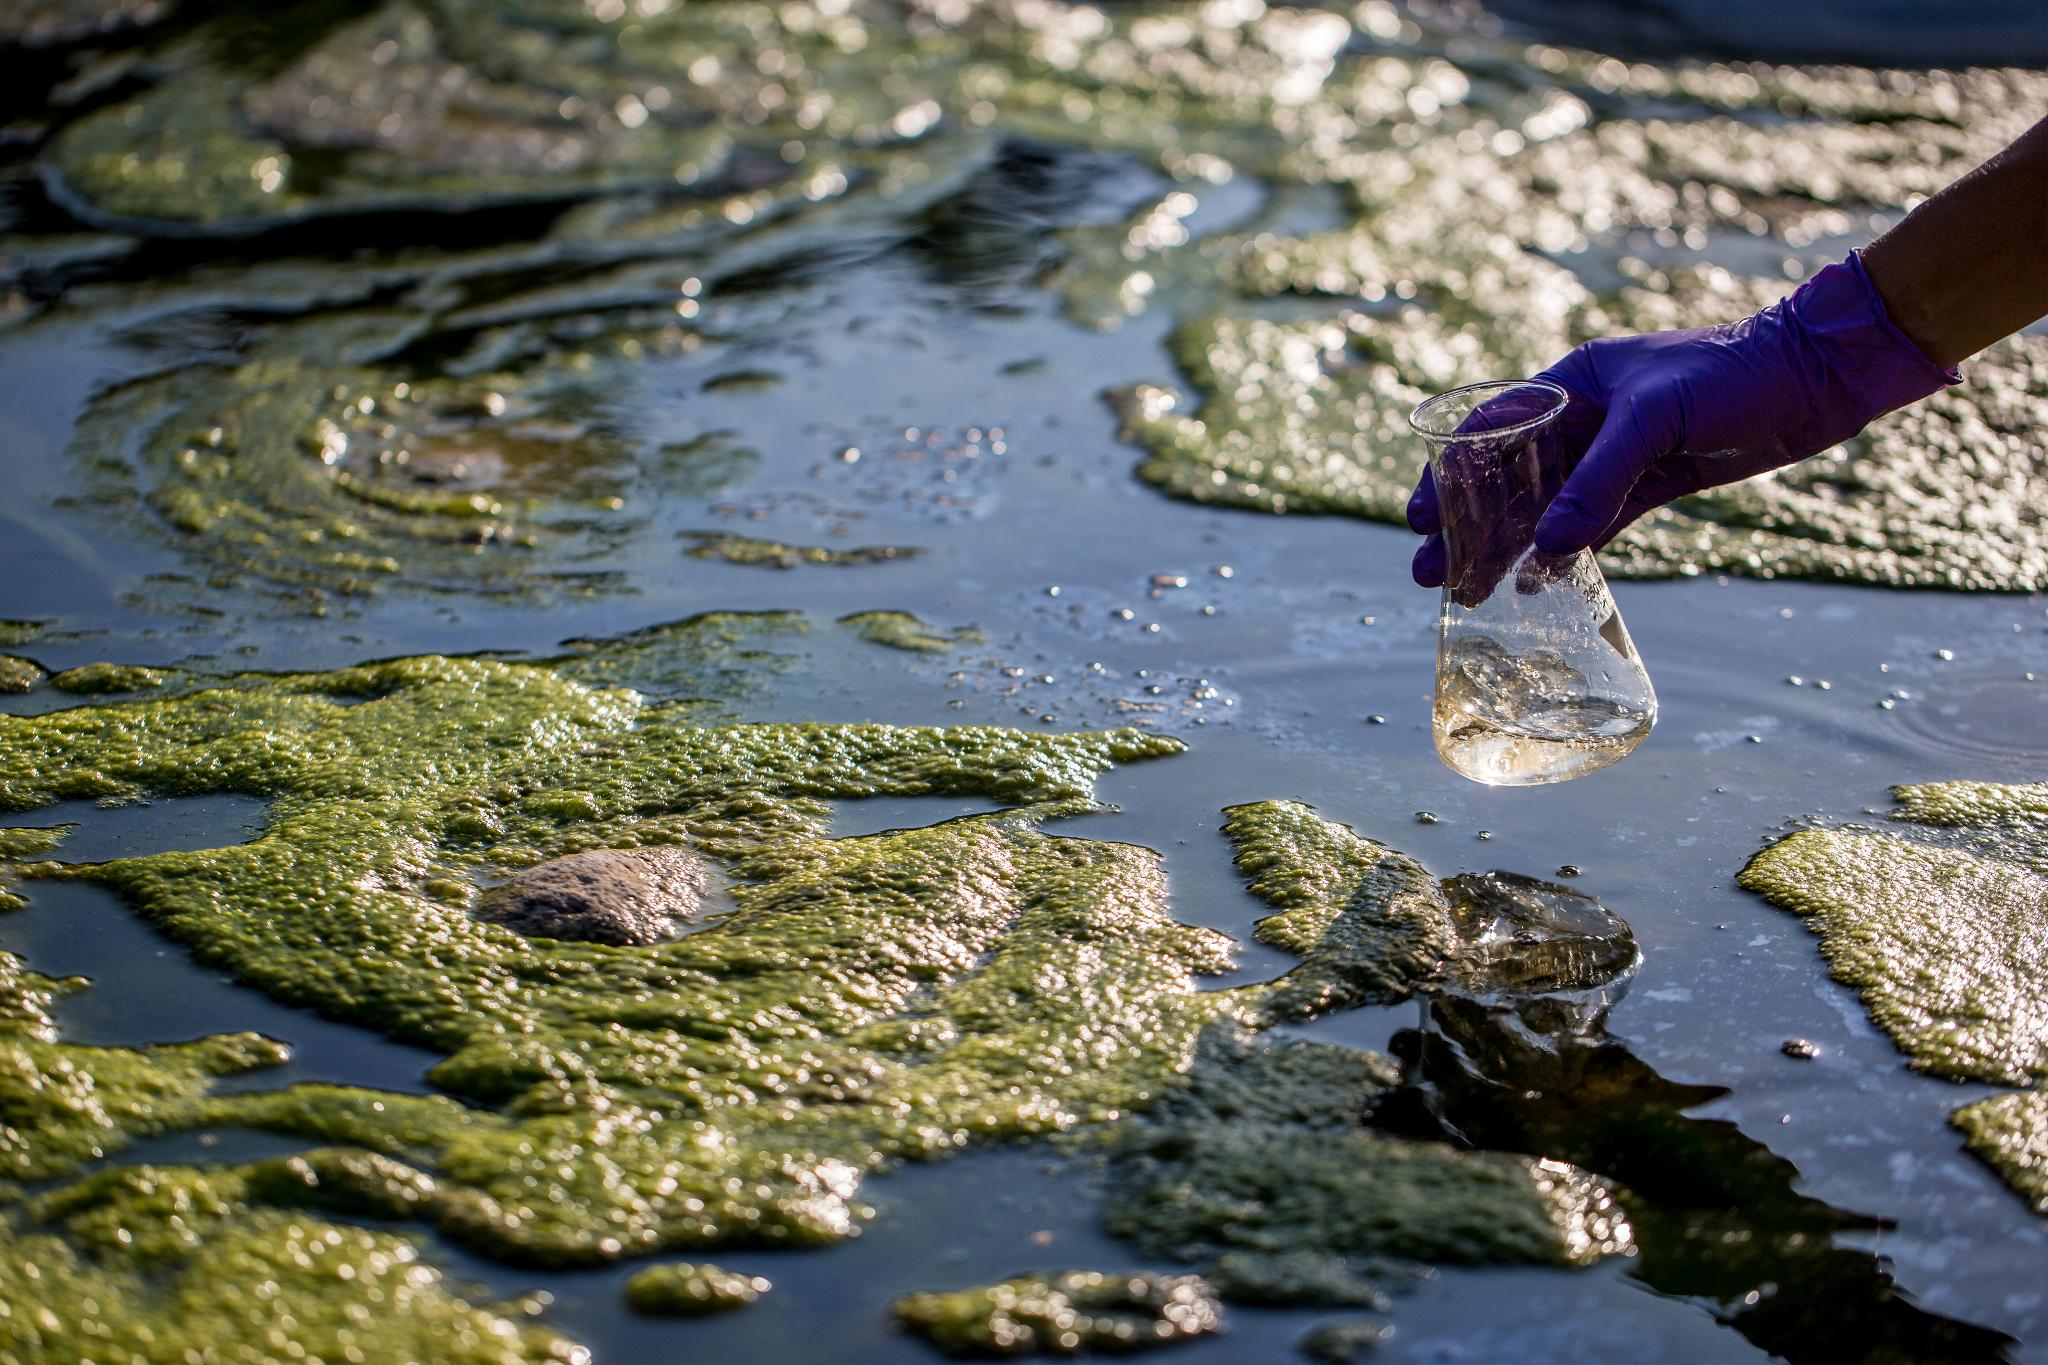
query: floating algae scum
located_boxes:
[2,1,2047,1361]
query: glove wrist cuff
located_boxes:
[1790,252,1960,421]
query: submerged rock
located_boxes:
[1440,871,1639,996]
[625,1262,770,1316]
[893,1271,1223,1357]
[475,846,709,945]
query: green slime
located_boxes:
[0,663,1627,1356]
[623,1261,770,1316]
[839,610,984,654]
[33,0,2048,593]
[1741,779,2048,1210]
[893,1271,1223,1356]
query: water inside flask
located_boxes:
[1408,380,1657,786]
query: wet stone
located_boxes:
[1782,1038,1821,1060]
[473,846,710,946]
[1440,872,1640,997]
[892,1271,1224,1357]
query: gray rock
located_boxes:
[1441,871,1638,996]
[475,846,708,945]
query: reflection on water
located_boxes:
[1375,994,2017,1365]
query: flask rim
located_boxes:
[1407,379,1570,442]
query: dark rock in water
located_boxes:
[474,846,708,945]
[1782,1038,1822,1060]
[1299,1318,1394,1362]
[1441,871,1638,996]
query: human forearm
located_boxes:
[1862,115,2048,369]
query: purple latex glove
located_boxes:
[1409,252,1959,591]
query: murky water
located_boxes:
[2,2,2045,1362]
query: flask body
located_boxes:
[1409,381,1657,787]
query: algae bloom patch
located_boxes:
[894,1271,1223,1356]
[28,0,2048,607]
[624,1262,771,1316]
[0,634,1239,1355]
[0,654,1638,1359]
[1742,780,2048,1210]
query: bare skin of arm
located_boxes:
[1862,114,2048,369]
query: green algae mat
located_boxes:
[6,1,2048,1361]
[1743,780,2048,1211]
[0,639,1629,1361]
[18,0,2048,601]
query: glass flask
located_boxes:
[1408,379,1656,786]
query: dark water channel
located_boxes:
[2,6,2046,1363]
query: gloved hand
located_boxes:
[1407,251,1959,593]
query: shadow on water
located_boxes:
[1373,993,2017,1365]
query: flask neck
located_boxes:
[1427,419,1568,610]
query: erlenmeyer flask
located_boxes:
[1408,380,1656,786]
